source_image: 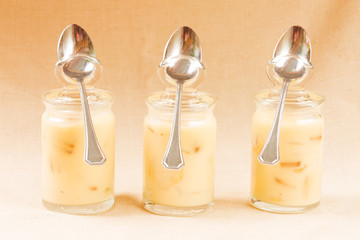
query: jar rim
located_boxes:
[42,87,114,106]
[255,88,325,109]
[146,90,216,112]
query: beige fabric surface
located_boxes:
[0,0,359,239]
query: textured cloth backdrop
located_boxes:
[0,0,359,239]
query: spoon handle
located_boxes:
[162,82,185,170]
[78,81,106,165]
[258,80,290,165]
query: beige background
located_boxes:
[0,0,359,239]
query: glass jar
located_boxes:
[142,89,216,216]
[42,55,115,214]
[250,63,325,213]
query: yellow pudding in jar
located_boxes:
[143,114,216,207]
[42,110,115,206]
[250,100,324,212]
[142,90,216,216]
[41,88,115,214]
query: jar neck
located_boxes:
[44,101,113,118]
[255,88,325,110]
[43,87,113,116]
[255,100,323,117]
[146,89,216,113]
[146,104,215,123]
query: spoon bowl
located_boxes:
[161,26,203,69]
[160,26,204,88]
[272,25,311,66]
[165,57,199,82]
[274,56,307,80]
[56,24,101,86]
[57,24,95,62]
[62,57,95,81]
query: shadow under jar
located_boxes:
[250,88,325,213]
[41,87,115,214]
[142,89,216,216]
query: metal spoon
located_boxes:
[57,24,95,61]
[58,24,105,165]
[161,26,203,170]
[62,57,106,165]
[258,26,311,165]
[160,26,204,69]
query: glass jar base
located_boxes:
[250,196,319,214]
[143,199,213,216]
[42,197,114,214]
